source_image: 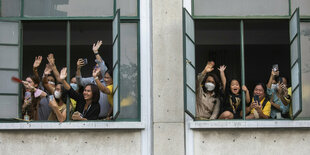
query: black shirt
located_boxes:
[67,87,100,120]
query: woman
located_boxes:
[217,65,250,119]
[245,83,271,119]
[93,68,113,120]
[196,61,221,120]
[59,67,100,120]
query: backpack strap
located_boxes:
[261,98,268,110]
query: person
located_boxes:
[93,68,113,120]
[217,65,250,119]
[22,75,47,120]
[32,55,53,120]
[196,61,221,120]
[60,67,100,120]
[76,40,110,118]
[266,69,290,119]
[245,83,271,119]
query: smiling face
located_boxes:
[104,72,113,85]
[83,85,93,101]
[230,80,240,95]
[254,84,265,101]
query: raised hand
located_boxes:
[33,56,42,68]
[44,64,52,75]
[92,40,103,53]
[59,67,67,80]
[203,61,215,73]
[22,81,34,91]
[242,85,248,92]
[77,58,85,69]
[271,70,279,77]
[217,65,226,72]
[92,67,101,78]
[47,53,55,66]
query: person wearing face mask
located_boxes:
[196,61,221,120]
[266,69,289,119]
[217,65,250,119]
[47,84,67,122]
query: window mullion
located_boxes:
[240,20,246,120]
[66,21,71,122]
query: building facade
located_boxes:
[0,0,310,154]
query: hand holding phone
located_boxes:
[254,95,260,105]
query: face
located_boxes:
[206,76,215,85]
[26,77,35,87]
[83,85,93,101]
[254,85,265,100]
[47,76,55,83]
[71,77,76,84]
[55,84,61,92]
[104,73,113,85]
[277,77,287,85]
[230,80,240,95]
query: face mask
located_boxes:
[70,83,78,91]
[54,90,61,99]
[48,81,55,85]
[205,82,215,91]
[271,84,278,90]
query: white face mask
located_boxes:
[205,82,215,91]
[271,84,278,90]
[54,90,61,99]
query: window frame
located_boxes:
[184,7,306,126]
[0,0,143,129]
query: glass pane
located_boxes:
[186,36,195,67]
[291,63,299,91]
[186,63,195,91]
[113,11,119,42]
[291,0,310,16]
[194,0,289,16]
[113,38,119,67]
[113,64,119,92]
[0,70,19,94]
[0,46,19,69]
[1,0,21,17]
[290,10,298,41]
[117,0,137,16]
[290,38,299,66]
[0,95,18,118]
[186,87,196,117]
[299,22,310,118]
[185,11,195,42]
[24,0,113,17]
[118,23,138,119]
[292,87,301,117]
[0,21,19,44]
[113,88,119,117]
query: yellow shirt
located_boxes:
[250,97,271,117]
[107,85,113,106]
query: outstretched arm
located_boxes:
[267,70,279,88]
[59,67,70,90]
[197,61,215,85]
[47,53,62,83]
[48,96,66,122]
[42,64,55,94]
[218,65,227,91]
[33,56,42,80]
[242,85,251,104]
[92,68,112,95]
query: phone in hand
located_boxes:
[279,76,283,84]
[272,64,279,72]
[254,95,260,105]
[48,95,54,102]
[83,58,88,65]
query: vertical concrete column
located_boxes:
[152,0,184,154]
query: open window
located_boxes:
[0,21,21,119]
[183,7,303,120]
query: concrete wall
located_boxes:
[0,130,141,155]
[194,129,310,155]
[152,0,185,154]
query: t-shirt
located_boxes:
[107,85,113,106]
[48,104,66,121]
[250,97,271,117]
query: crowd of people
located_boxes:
[196,61,292,120]
[21,41,113,122]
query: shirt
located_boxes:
[267,87,289,119]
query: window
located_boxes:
[183,8,302,120]
[0,0,140,124]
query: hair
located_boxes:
[105,69,113,79]
[202,73,220,97]
[27,75,40,86]
[85,84,100,104]
[253,83,267,99]
[59,85,68,103]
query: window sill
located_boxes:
[0,121,145,130]
[189,120,310,129]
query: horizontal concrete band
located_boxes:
[0,122,145,130]
[190,120,310,129]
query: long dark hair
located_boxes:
[85,84,100,104]
[201,73,220,97]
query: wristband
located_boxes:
[94,77,99,80]
[94,52,99,55]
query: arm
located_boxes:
[267,70,279,88]
[60,67,83,102]
[33,56,42,80]
[93,68,111,95]
[197,61,215,85]
[47,53,62,83]
[218,65,227,91]
[242,85,251,104]
[42,64,55,94]
[93,41,108,77]
[278,83,289,106]
[49,97,66,122]
[210,99,220,119]
[75,59,93,87]
[255,102,270,119]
